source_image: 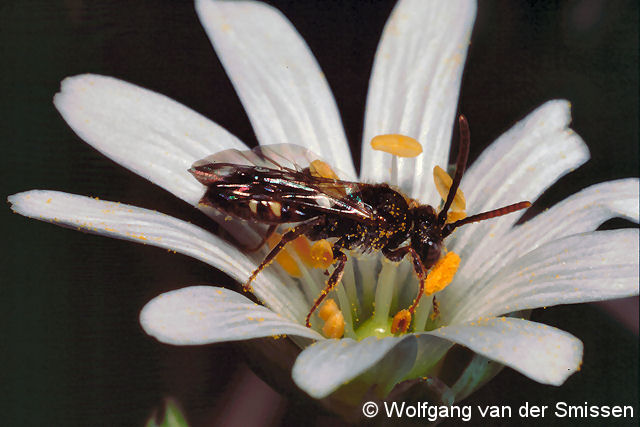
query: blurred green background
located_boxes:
[1,1,637,425]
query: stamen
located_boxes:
[433,165,466,212]
[266,232,301,278]
[318,298,339,321]
[391,309,411,334]
[319,298,345,338]
[371,134,423,158]
[290,235,315,268]
[424,251,460,295]
[323,312,345,339]
[310,239,334,269]
[446,211,467,223]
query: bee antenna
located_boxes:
[442,201,532,238]
[438,115,470,226]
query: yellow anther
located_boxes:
[309,160,339,180]
[311,239,334,269]
[318,298,339,321]
[391,309,412,334]
[290,235,315,268]
[433,165,466,213]
[322,310,345,338]
[424,251,461,295]
[267,232,301,278]
[446,210,467,223]
[371,134,423,158]
[309,160,346,197]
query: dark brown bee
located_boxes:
[189,116,530,333]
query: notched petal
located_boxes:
[426,317,583,386]
[141,286,323,345]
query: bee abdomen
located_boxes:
[200,187,307,224]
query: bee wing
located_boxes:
[193,144,355,178]
[190,145,376,222]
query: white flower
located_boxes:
[8,0,639,407]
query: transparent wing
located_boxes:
[190,144,376,222]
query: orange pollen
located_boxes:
[433,165,466,214]
[424,251,461,295]
[319,299,344,338]
[391,309,412,334]
[290,235,315,268]
[446,210,467,223]
[371,134,423,158]
[309,159,339,180]
[266,232,301,278]
[318,298,339,321]
[310,239,334,269]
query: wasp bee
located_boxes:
[189,116,530,333]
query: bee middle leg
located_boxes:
[244,217,323,292]
[306,246,348,328]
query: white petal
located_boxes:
[53,74,247,206]
[449,230,640,323]
[457,179,639,282]
[292,336,409,399]
[427,317,583,386]
[8,190,308,322]
[196,0,355,178]
[449,100,590,263]
[361,0,476,201]
[140,286,322,344]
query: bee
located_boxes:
[189,116,530,333]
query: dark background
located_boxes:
[1,0,638,426]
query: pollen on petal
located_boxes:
[311,239,333,269]
[371,134,423,158]
[433,165,466,212]
[267,232,301,278]
[425,251,461,295]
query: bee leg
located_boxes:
[306,247,348,328]
[430,295,440,319]
[383,246,428,332]
[244,218,322,292]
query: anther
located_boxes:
[266,233,302,278]
[309,160,339,180]
[311,239,334,269]
[290,235,315,268]
[391,309,412,334]
[433,166,466,213]
[319,299,345,338]
[371,134,423,158]
[424,251,460,295]
[319,298,339,321]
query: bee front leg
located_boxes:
[244,217,323,292]
[306,246,348,328]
